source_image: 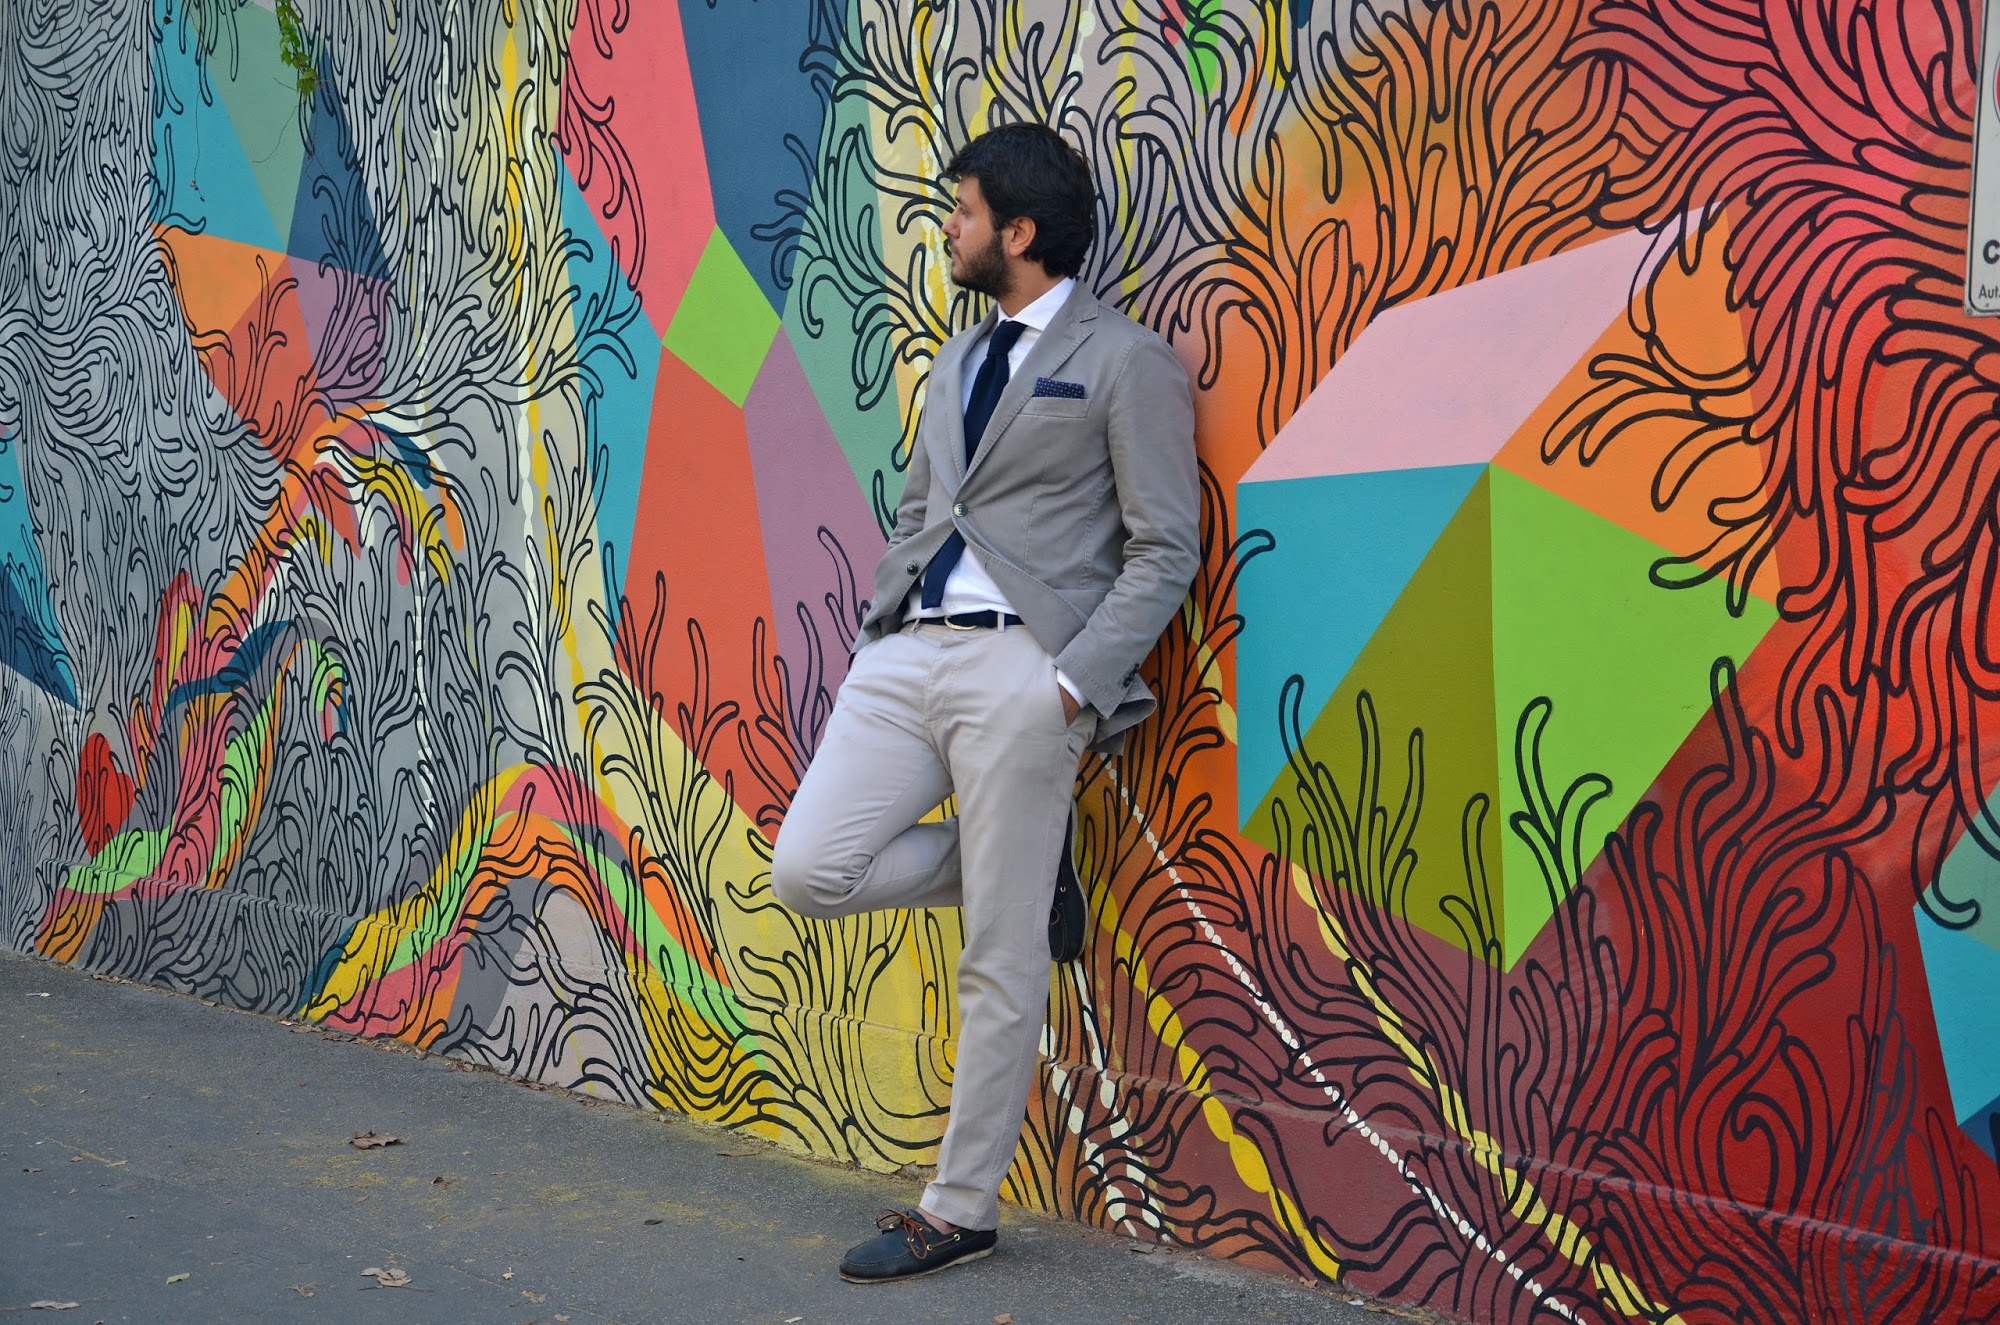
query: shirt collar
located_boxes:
[1002,277,1076,335]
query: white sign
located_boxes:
[1970,0,2000,313]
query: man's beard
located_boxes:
[950,231,1011,300]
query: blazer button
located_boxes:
[905,562,919,575]
[952,502,967,516]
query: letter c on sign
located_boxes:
[1985,240,2000,264]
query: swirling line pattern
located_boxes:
[2,0,1997,1320]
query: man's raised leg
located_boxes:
[771,627,961,920]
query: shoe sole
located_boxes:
[839,1244,995,1284]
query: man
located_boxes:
[770,122,1200,1282]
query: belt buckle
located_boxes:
[946,615,978,631]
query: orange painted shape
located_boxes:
[159,227,327,458]
[561,0,716,330]
[152,226,286,347]
[1493,218,1781,606]
[625,350,774,804]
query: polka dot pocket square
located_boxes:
[1031,377,1087,399]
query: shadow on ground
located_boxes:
[0,948,1446,1325]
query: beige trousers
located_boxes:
[770,619,1094,1230]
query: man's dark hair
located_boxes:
[944,123,1096,279]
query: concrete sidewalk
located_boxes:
[0,948,1427,1325]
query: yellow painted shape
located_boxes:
[1100,887,1344,1280]
[349,452,455,582]
[1182,598,1236,745]
[1285,867,1681,1321]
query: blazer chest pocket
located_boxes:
[1019,395,1090,419]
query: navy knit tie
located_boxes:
[919,319,1026,610]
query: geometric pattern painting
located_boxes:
[5,0,2000,1321]
[1237,229,1777,967]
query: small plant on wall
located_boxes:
[276,0,316,105]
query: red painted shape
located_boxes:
[76,733,134,856]
[623,350,774,807]
[559,0,716,329]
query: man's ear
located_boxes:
[1004,215,1037,261]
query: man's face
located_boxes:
[943,176,1010,299]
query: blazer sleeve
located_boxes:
[886,413,932,551]
[1052,335,1201,715]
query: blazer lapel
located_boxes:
[962,285,1098,486]
[929,309,993,486]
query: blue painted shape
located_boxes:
[0,575,76,705]
[1959,1087,2000,1160]
[1915,904,2000,1124]
[149,0,282,248]
[164,620,293,714]
[560,165,661,630]
[0,435,75,706]
[287,53,388,278]
[1235,464,1485,822]
[677,0,833,308]
[380,428,438,490]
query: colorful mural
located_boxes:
[3,0,1999,1318]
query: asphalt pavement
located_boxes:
[0,946,1436,1325]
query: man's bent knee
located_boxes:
[770,827,846,918]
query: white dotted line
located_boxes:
[1040,963,1164,1238]
[1103,771,1589,1322]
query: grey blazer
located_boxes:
[857,283,1201,753]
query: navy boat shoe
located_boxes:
[839,1208,998,1283]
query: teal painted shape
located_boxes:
[204,1,307,241]
[1915,904,2000,1124]
[560,165,661,630]
[1235,464,1485,823]
[0,435,75,705]
[1925,782,2000,954]
[780,290,904,536]
[149,0,282,249]
[776,89,903,532]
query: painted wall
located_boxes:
[3,0,1997,1318]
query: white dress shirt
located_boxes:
[919,277,1084,705]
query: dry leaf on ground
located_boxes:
[360,1266,412,1288]
[290,1284,316,1297]
[165,1273,189,1284]
[995,1315,1013,1324]
[28,1302,79,1311]
[501,1270,515,1280]
[349,1133,401,1150]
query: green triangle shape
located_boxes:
[1248,473,1500,956]
[205,4,306,242]
[665,228,781,407]
[1490,468,1777,967]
